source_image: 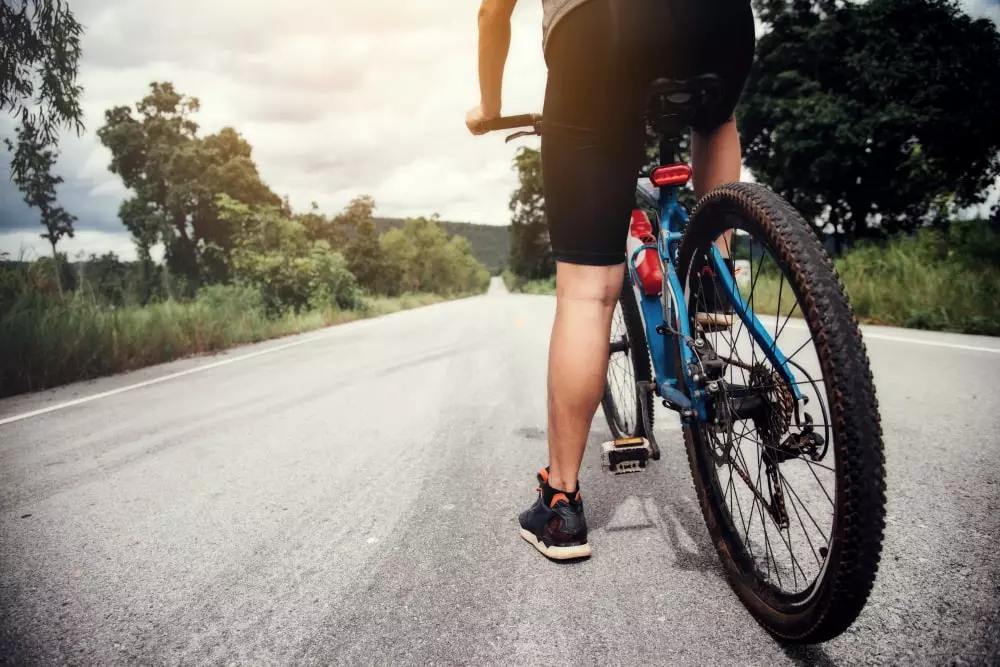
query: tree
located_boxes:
[97,82,281,292]
[740,0,1000,247]
[299,201,344,248]
[83,251,127,305]
[508,147,553,279]
[6,123,76,293]
[216,194,360,315]
[380,216,490,295]
[345,215,382,293]
[1,0,84,182]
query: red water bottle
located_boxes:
[626,209,662,296]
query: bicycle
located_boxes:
[481,76,886,644]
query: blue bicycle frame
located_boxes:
[627,177,801,422]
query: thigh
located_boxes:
[541,1,648,267]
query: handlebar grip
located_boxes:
[479,114,539,132]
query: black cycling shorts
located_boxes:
[541,0,756,266]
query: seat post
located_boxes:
[658,133,678,166]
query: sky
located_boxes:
[1,0,999,262]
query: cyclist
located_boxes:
[466,0,755,560]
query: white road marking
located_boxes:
[0,326,361,427]
[780,320,1000,355]
[859,332,1000,354]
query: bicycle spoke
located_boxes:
[774,275,784,341]
[780,471,823,567]
[776,468,831,542]
[729,463,754,561]
[760,484,779,586]
[783,336,816,367]
[774,295,802,344]
[771,509,809,584]
[801,452,836,506]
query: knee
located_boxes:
[555,262,624,309]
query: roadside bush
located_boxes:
[748,221,1000,335]
[219,195,361,316]
[380,216,491,296]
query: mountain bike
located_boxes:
[481,76,886,644]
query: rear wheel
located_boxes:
[677,183,886,644]
[602,272,654,438]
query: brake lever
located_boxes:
[505,130,538,143]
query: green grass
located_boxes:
[501,269,556,295]
[519,277,557,294]
[0,285,459,398]
[744,226,1000,335]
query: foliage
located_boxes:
[508,147,553,279]
[374,218,510,272]
[346,215,382,292]
[97,82,281,291]
[0,278,449,398]
[299,201,346,248]
[741,0,1000,244]
[5,123,77,292]
[501,269,520,292]
[1,0,84,182]
[216,195,361,316]
[747,220,1000,335]
[78,251,127,305]
[379,216,491,296]
[339,195,383,293]
[499,269,557,295]
[29,252,74,292]
[519,277,557,295]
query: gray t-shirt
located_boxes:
[542,0,592,53]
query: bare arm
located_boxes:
[467,0,517,133]
[477,0,517,116]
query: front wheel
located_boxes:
[677,183,886,643]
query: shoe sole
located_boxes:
[519,528,592,561]
[696,312,734,328]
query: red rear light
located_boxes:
[650,163,692,187]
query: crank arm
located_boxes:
[637,381,661,460]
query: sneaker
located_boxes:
[694,257,736,330]
[518,469,592,561]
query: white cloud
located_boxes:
[964,0,1000,24]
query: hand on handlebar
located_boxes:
[465,105,499,136]
[466,110,543,141]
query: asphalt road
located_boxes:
[2,277,999,666]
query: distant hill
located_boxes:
[374,218,509,272]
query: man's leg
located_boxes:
[691,113,742,256]
[545,261,625,493]
[517,260,621,560]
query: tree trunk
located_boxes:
[50,238,64,297]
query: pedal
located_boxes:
[601,437,653,475]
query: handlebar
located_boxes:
[479,114,541,132]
